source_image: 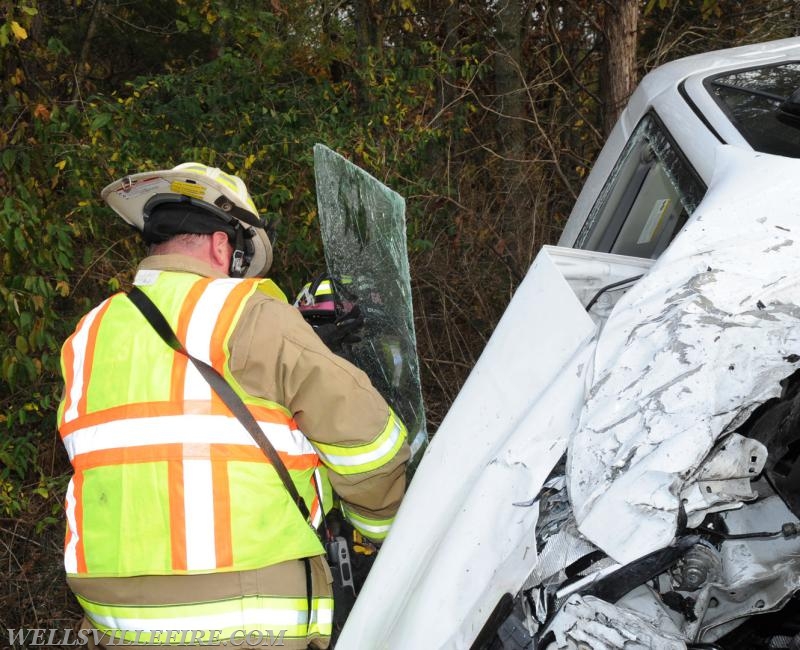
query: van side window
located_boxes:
[707,62,800,158]
[576,113,706,259]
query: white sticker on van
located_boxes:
[638,198,671,244]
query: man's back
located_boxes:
[59,247,409,648]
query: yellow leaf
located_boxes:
[11,21,28,40]
[55,160,66,170]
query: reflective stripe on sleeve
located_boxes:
[315,280,333,295]
[340,503,395,541]
[314,409,407,476]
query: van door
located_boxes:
[575,112,706,259]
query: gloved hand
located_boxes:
[313,305,364,352]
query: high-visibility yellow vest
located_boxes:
[58,271,327,578]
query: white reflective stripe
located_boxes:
[133,270,160,286]
[183,280,240,401]
[341,503,393,537]
[88,606,309,633]
[317,421,404,469]
[64,478,79,573]
[350,519,391,535]
[64,303,106,423]
[311,506,322,529]
[183,458,216,571]
[287,427,316,456]
[310,468,324,528]
[310,605,334,626]
[62,417,316,459]
[183,358,210,402]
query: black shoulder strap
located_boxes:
[127,285,311,522]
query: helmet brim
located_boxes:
[101,169,273,277]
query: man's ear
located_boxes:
[210,231,232,269]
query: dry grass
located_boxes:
[0,502,82,633]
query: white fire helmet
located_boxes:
[101,162,273,277]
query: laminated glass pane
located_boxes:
[313,144,428,465]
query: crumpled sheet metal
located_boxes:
[547,594,686,650]
[569,147,800,564]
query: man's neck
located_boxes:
[137,253,230,279]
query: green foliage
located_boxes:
[3,0,795,495]
[3,2,800,628]
[0,1,464,538]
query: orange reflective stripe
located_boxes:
[249,404,296,428]
[168,459,187,571]
[71,443,319,472]
[309,489,320,523]
[212,280,256,373]
[171,278,213,404]
[73,471,87,573]
[73,444,184,469]
[60,331,78,429]
[211,448,233,568]
[60,402,186,437]
[76,299,112,418]
[59,400,294,437]
[60,303,111,425]
[209,280,257,414]
[206,444,319,470]
[64,524,71,553]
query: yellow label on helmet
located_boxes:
[170,180,206,200]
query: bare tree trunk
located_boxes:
[493,0,533,279]
[437,0,461,112]
[494,0,525,160]
[601,0,638,135]
[350,0,386,109]
[72,0,104,103]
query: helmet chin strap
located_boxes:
[228,222,251,278]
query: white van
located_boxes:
[340,38,800,650]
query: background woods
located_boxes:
[2,0,799,629]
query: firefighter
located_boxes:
[57,163,410,649]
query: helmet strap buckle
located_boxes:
[230,249,246,277]
[228,221,254,278]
